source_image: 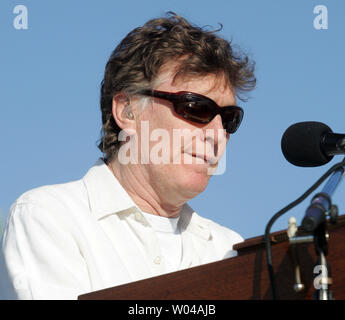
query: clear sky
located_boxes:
[1,0,344,240]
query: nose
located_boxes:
[203,115,228,159]
[208,114,224,130]
[205,114,228,138]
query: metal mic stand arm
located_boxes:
[300,157,345,300]
[302,163,345,233]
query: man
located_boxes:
[0,13,255,299]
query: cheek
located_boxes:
[142,105,179,140]
[148,110,188,157]
[138,104,214,166]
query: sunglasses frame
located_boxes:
[139,89,244,134]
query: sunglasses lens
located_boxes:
[175,100,243,133]
[175,101,215,123]
[222,108,243,133]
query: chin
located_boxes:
[179,166,211,195]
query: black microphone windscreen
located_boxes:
[281,122,333,167]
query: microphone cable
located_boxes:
[264,157,345,300]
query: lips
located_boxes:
[189,153,218,164]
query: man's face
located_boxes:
[128,64,237,202]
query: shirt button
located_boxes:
[135,212,143,222]
[154,256,161,264]
[13,276,27,290]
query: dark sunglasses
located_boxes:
[140,90,244,134]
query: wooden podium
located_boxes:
[79,215,345,300]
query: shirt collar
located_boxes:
[82,159,211,240]
[82,159,138,220]
[178,203,212,240]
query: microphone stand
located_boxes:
[264,157,345,300]
[301,158,345,300]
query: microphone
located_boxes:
[281,122,345,167]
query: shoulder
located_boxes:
[16,176,87,207]
[15,178,85,207]
[7,178,88,228]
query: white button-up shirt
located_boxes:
[0,159,243,300]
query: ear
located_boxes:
[111,92,136,135]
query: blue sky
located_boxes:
[1,0,344,240]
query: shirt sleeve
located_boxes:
[0,201,91,300]
[221,227,244,259]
